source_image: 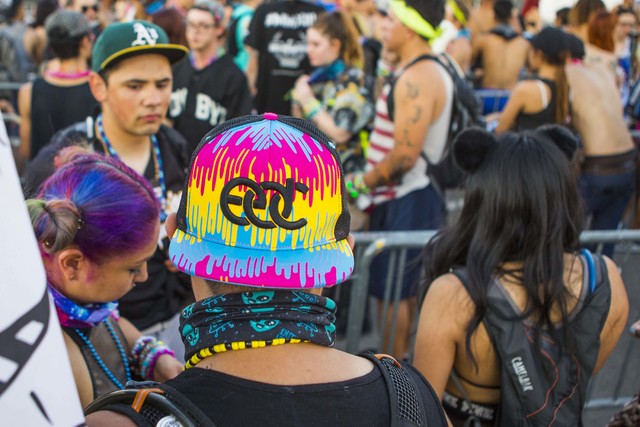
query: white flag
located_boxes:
[0,112,85,426]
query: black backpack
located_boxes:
[386,53,485,191]
[452,249,611,427]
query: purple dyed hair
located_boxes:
[27,150,161,264]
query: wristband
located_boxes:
[302,99,322,120]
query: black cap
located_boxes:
[565,33,586,60]
[530,27,569,60]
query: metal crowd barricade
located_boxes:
[474,88,511,115]
[345,229,640,414]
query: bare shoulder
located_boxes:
[509,80,540,103]
[396,60,446,101]
[85,410,137,427]
[427,272,467,296]
[603,256,628,308]
[422,273,475,325]
[516,36,531,49]
[593,255,629,372]
[402,58,443,84]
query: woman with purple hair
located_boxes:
[26,149,182,407]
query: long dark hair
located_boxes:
[422,127,584,365]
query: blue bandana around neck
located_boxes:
[308,59,346,85]
[48,284,118,329]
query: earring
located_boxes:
[70,273,77,281]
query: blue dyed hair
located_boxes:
[27,149,161,264]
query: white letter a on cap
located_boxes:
[131,23,159,46]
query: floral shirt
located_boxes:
[311,66,374,137]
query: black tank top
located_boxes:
[514,78,556,132]
[64,316,131,400]
[29,78,97,159]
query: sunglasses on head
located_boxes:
[81,4,99,12]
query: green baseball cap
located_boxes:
[92,20,188,72]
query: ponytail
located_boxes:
[555,52,569,125]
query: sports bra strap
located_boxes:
[536,80,549,109]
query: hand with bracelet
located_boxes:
[131,335,183,382]
[345,172,369,199]
[292,75,322,120]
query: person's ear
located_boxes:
[453,127,496,174]
[347,233,355,250]
[165,212,178,239]
[57,248,86,282]
[330,38,341,55]
[88,71,107,102]
[215,24,226,40]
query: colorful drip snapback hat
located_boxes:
[169,113,354,289]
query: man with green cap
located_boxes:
[25,20,192,361]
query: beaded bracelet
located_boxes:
[345,172,368,198]
[302,99,322,121]
[131,335,176,380]
[141,341,175,380]
[144,348,176,380]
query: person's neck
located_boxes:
[98,111,151,156]
[55,57,89,73]
[569,25,589,43]
[397,41,433,69]
[191,44,222,70]
[538,63,558,81]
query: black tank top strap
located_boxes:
[452,367,500,390]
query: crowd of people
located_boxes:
[1,0,640,425]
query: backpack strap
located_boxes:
[359,352,428,427]
[580,248,605,294]
[386,54,438,122]
[84,380,217,427]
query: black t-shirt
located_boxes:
[108,362,448,426]
[245,0,324,115]
[169,54,253,155]
[24,119,191,330]
[29,78,98,160]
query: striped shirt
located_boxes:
[362,65,453,208]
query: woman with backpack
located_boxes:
[27,148,183,407]
[413,126,629,426]
[493,27,570,133]
[291,10,374,174]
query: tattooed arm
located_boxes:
[363,62,445,189]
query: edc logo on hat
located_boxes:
[169,114,354,289]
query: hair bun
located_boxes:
[534,125,579,161]
[28,199,83,253]
[453,127,496,174]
